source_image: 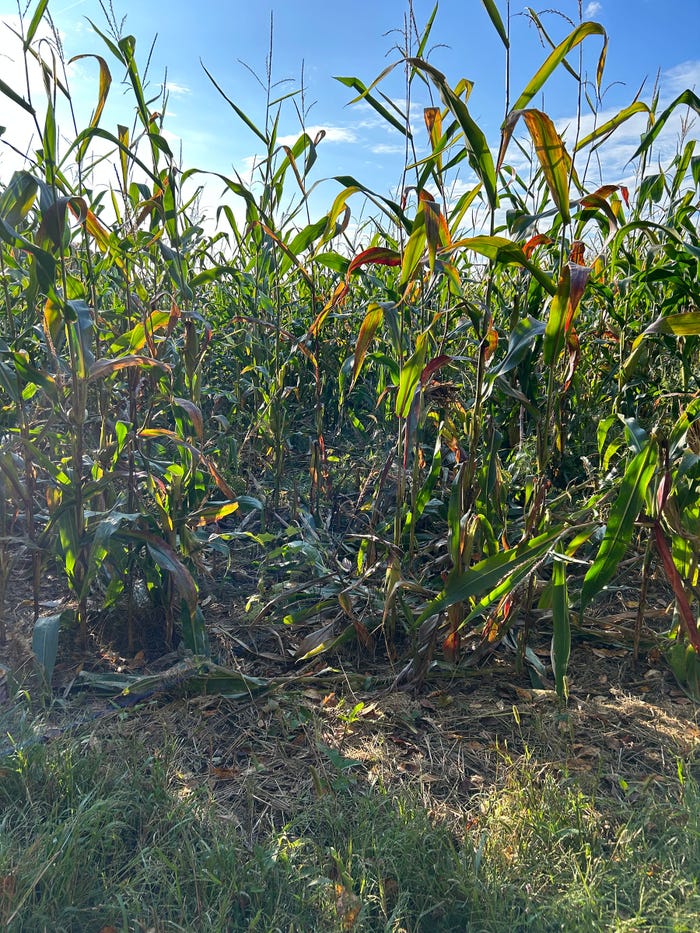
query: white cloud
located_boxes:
[163,81,190,97]
[275,124,356,147]
[370,143,404,155]
[584,2,603,19]
[662,60,700,95]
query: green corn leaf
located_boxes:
[487,316,546,381]
[580,440,658,615]
[336,74,409,137]
[400,218,427,285]
[479,0,510,47]
[446,235,557,295]
[509,21,607,114]
[0,75,34,115]
[669,398,700,458]
[181,603,210,657]
[543,264,571,365]
[0,171,38,226]
[33,610,71,683]
[417,526,565,626]
[351,303,384,389]
[407,58,498,210]
[575,100,649,151]
[631,90,700,162]
[25,0,49,48]
[550,553,570,701]
[396,333,428,418]
[69,54,112,160]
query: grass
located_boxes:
[1,720,699,932]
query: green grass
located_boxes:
[1,729,699,932]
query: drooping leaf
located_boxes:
[173,397,204,441]
[509,20,607,113]
[87,355,171,382]
[500,109,575,222]
[335,74,410,136]
[347,246,401,276]
[407,57,498,210]
[446,235,557,295]
[575,101,650,151]
[69,54,112,160]
[631,90,700,162]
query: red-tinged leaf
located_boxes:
[166,300,180,337]
[569,240,586,264]
[443,629,460,663]
[352,617,373,649]
[419,188,451,246]
[37,196,88,250]
[653,522,700,653]
[420,354,453,386]
[521,109,574,223]
[543,265,571,365]
[206,460,238,500]
[173,397,204,441]
[403,385,422,467]
[657,467,672,515]
[347,246,401,276]
[309,282,348,336]
[565,263,592,330]
[87,355,170,382]
[351,302,384,388]
[523,233,552,258]
[562,328,580,392]
[484,327,498,361]
[620,186,629,207]
[578,192,619,228]
[424,106,443,170]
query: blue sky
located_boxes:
[0,0,698,231]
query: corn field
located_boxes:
[1,0,700,703]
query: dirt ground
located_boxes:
[2,562,699,840]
